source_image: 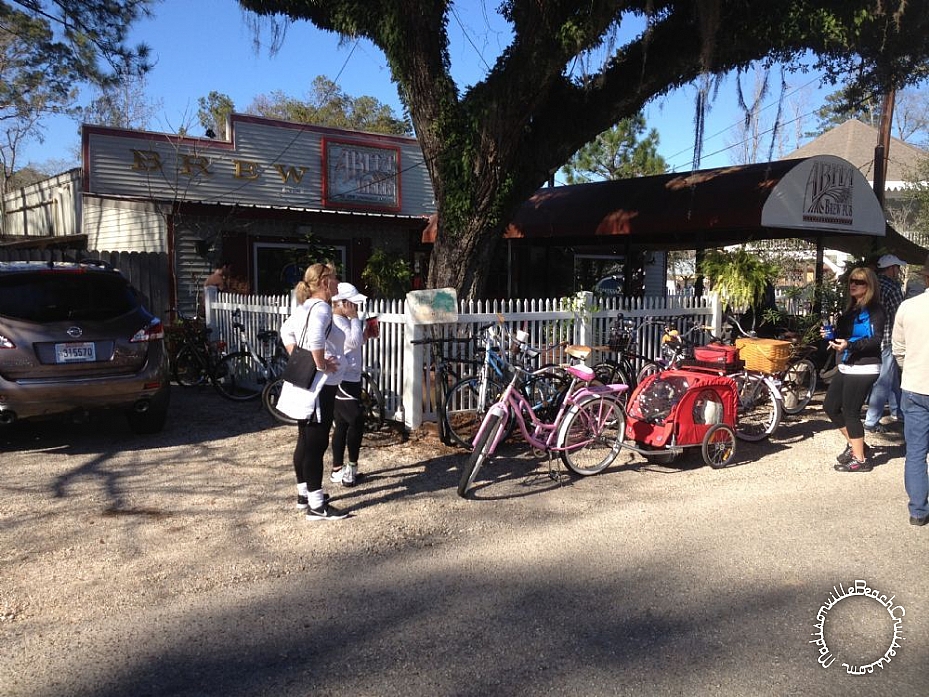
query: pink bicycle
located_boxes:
[458,362,628,498]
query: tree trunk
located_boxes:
[426,211,502,299]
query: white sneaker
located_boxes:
[329,468,344,484]
[342,465,357,487]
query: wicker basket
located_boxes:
[607,328,633,353]
[735,337,792,373]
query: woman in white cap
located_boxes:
[329,282,375,486]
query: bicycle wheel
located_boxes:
[262,376,297,425]
[780,357,817,415]
[635,361,662,385]
[702,423,736,468]
[558,395,626,476]
[458,411,505,498]
[360,372,385,431]
[733,373,782,441]
[523,367,572,422]
[592,360,629,386]
[173,344,208,386]
[819,347,839,383]
[213,351,264,401]
[444,375,507,449]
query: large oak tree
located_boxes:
[237,0,929,298]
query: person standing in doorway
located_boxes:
[892,256,929,526]
[822,267,885,473]
[328,283,375,487]
[864,254,906,434]
[276,263,349,521]
[203,260,232,292]
[201,260,233,319]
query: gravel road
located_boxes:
[1,385,926,696]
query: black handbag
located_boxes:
[282,302,330,389]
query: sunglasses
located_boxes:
[849,278,868,286]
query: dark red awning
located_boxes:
[423,156,927,262]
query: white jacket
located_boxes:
[276,299,346,421]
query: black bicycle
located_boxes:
[170,309,264,401]
[592,314,705,398]
[263,368,385,430]
[410,332,477,445]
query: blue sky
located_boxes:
[23,0,831,175]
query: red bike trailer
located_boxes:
[623,367,740,468]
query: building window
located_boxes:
[253,242,346,295]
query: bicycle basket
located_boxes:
[735,337,791,373]
[607,319,634,352]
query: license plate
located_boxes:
[55,342,97,363]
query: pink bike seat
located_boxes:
[566,364,595,382]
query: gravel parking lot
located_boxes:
[1,385,926,696]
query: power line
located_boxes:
[449,5,493,73]
[662,72,825,170]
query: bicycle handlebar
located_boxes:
[722,314,756,338]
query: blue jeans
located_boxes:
[864,344,902,427]
[901,390,929,519]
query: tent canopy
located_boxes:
[424,155,927,262]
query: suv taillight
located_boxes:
[130,320,165,343]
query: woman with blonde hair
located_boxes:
[276,263,349,520]
[822,267,885,473]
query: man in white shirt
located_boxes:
[892,256,929,526]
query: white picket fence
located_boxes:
[204,290,723,429]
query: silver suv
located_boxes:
[0,260,170,433]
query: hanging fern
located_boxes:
[700,248,779,311]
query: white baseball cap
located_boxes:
[331,282,368,304]
[877,254,906,269]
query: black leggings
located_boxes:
[332,380,365,466]
[293,385,337,491]
[823,371,878,440]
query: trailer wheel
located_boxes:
[703,424,736,468]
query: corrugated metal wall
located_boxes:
[85,117,435,218]
[83,198,166,252]
[1,169,81,237]
[174,227,214,319]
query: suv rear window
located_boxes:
[0,271,140,322]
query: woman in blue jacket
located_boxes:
[822,267,885,472]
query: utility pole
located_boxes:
[873,89,896,208]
